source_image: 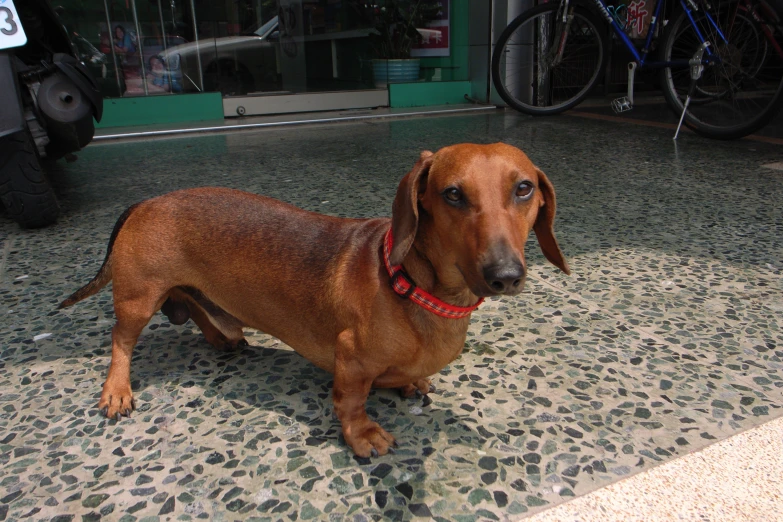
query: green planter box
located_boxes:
[372,59,421,88]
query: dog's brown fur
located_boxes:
[60,143,569,457]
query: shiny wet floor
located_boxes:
[1,110,781,521]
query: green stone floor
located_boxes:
[1,109,781,521]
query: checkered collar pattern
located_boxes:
[382,228,484,319]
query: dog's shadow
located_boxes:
[123,326,486,463]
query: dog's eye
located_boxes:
[443,187,464,204]
[516,182,534,200]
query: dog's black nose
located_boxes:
[483,263,525,293]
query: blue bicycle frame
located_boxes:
[585,0,730,68]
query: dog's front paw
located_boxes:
[343,420,397,458]
[98,383,136,421]
[399,378,434,398]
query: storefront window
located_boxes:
[192,0,283,96]
[55,0,465,100]
[98,0,183,95]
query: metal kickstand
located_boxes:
[612,62,637,113]
[674,42,710,140]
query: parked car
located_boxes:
[161,16,281,96]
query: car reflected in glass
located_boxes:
[160,16,281,96]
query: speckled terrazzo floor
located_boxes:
[524,414,783,521]
[1,110,782,522]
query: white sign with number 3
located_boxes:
[0,0,27,51]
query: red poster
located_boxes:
[411,0,450,57]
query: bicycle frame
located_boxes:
[745,0,783,58]
[585,0,729,68]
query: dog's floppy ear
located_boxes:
[534,167,571,275]
[390,151,434,265]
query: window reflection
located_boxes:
[53,0,453,99]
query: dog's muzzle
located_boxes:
[483,262,525,295]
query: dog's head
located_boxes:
[391,143,570,298]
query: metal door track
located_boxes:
[94,106,499,141]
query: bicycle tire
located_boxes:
[492,3,608,115]
[0,129,60,228]
[659,0,783,139]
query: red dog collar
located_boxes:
[382,229,484,319]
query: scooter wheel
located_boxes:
[0,129,59,228]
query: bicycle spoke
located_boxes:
[492,5,606,114]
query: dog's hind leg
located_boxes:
[169,287,247,350]
[100,284,167,421]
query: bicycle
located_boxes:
[491,0,783,139]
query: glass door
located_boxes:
[183,0,281,96]
[61,0,456,116]
[197,0,385,116]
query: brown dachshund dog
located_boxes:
[59,142,569,457]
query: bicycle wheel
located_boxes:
[492,3,608,115]
[659,0,783,139]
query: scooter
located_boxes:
[0,0,103,228]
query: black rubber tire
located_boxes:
[0,129,59,228]
[491,4,608,115]
[659,0,783,139]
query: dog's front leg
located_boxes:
[333,330,396,457]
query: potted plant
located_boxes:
[367,0,443,87]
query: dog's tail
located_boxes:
[58,202,141,309]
